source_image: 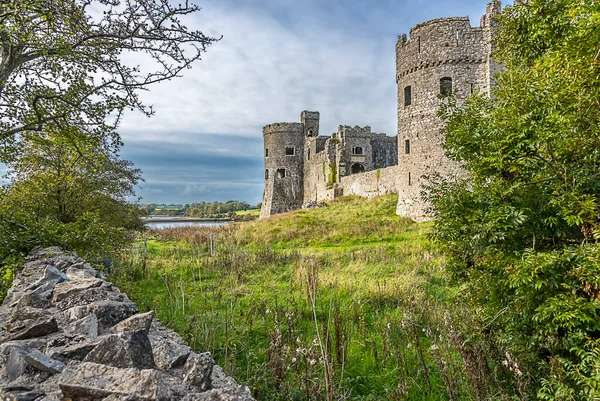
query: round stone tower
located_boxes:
[260,122,305,218]
[395,1,500,220]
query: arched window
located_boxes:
[405,139,410,154]
[265,148,269,157]
[404,86,412,106]
[352,147,363,155]
[440,77,452,96]
[265,169,269,180]
[351,163,365,174]
[276,169,286,179]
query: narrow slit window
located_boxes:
[265,169,269,180]
[352,146,363,155]
[405,139,410,154]
[285,146,295,156]
[307,148,311,160]
[440,77,452,96]
[265,148,269,157]
[276,169,286,179]
[417,37,421,53]
[404,86,412,106]
[408,172,412,186]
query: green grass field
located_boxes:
[112,195,495,400]
[234,209,260,217]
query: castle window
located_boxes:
[276,169,286,179]
[265,148,269,157]
[307,148,311,161]
[408,172,412,186]
[351,163,365,174]
[404,86,412,106]
[285,146,295,156]
[352,147,363,155]
[440,77,452,96]
[405,139,410,154]
[417,37,421,53]
[265,169,269,180]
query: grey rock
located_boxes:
[52,278,103,303]
[49,338,103,362]
[183,352,214,391]
[28,266,68,291]
[54,285,126,310]
[83,332,155,369]
[5,348,28,381]
[65,262,102,280]
[0,386,44,401]
[182,386,254,401]
[9,288,51,309]
[210,365,238,389]
[149,335,191,370]
[24,349,65,374]
[112,310,154,335]
[58,362,169,400]
[63,313,98,338]
[64,300,138,327]
[0,339,47,362]
[2,310,58,341]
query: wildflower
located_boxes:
[407,342,412,349]
[430,344,438,351]
[291,357,297,363]
[387,322,391,330]
[310,359,316,365]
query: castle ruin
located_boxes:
[260,1,501,220]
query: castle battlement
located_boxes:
[260,1,501,220]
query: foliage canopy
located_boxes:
[429,0,600,397]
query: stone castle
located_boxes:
[260,1,501,220]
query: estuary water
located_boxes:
[145,220,229,229]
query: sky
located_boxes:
[3,0,493,206]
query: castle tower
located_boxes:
[395,2,500,220]
[260,112,316,218]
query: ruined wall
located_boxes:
[371,134,398,169]
[395,2,499,220]
[0,247,253,400]
[303,137,336,204]
[260,123,305,218]
[339,165,403,199]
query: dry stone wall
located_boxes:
[0,247,254,401]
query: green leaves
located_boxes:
[430,0,600,397]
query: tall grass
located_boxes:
[112,195,513,400]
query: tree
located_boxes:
[429,0,600,397]
[0,126,145,299]
[0,0,218,162]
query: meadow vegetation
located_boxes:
[112,195,523,400]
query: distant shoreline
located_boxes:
[144,216,232,223]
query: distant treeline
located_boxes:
[143,200,260,217]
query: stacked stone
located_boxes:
[0,247,254,401]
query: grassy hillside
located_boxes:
[112,195,497,400]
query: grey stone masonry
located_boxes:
[0,247,254,401]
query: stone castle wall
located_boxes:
[395,1,500,219]
[260,123,305,218]
[339,165,403,199]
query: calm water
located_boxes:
[145,220,229,229]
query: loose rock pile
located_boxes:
[0,247,254,401]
